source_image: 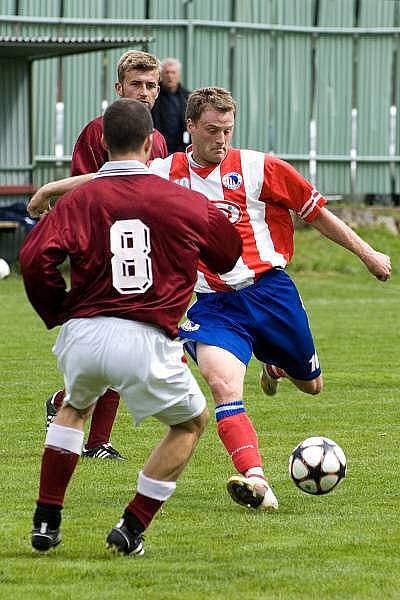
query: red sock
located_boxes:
[86,388,120,448]
[126,493,163,530]
[217,413,263,473]
[38,447,80,506]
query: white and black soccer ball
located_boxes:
[0,258,10,279]
[289,436,346,495]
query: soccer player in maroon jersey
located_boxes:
[27,88,392,514]
[46,50,169,461]
[71,50,168,175]
[20,98,242,555]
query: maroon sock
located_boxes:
[53,389,65,410]
[38,447,80,506]
[126,493,163,530]
[86,389,120,448]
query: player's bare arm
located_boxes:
[27,173,94,218]
[311,206,391,281]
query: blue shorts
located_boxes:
[179,269,321,381]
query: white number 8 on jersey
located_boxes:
[110,219,153,294]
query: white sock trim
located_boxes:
[45,423,84,455]
[137,470,177,501]
[245,467,265,480]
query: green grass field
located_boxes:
[0,227,399,599]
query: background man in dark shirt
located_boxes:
[152,57,190,153]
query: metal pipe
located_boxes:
[1,15,400,35]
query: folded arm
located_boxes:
[27,173,94,217]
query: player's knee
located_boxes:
[175,407,209,438]
[58,402,93,423]
[203,371,240,402]
[197,407,209,434]
[190,407,209,435]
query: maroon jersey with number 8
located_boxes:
[19,161,242,338]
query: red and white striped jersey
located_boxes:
[150,147,326,293]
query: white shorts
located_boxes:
[53,316,206,425]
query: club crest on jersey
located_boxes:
[173,177,190,188]
[211,200,242,224]
[222,172,243,190]
[180,319,200,332]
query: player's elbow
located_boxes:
[219,241,243,274]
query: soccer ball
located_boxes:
[289,436,346,495]
[0,258,10,279]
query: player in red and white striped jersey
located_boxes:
[149,87,391,510]
[27,87,391,513]
[150,140,325,293]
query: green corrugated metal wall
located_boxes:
[232,30,272,155]
[396,30,400,195]
[0,59,30,186]
[32,58,57,159]
[62,1,104,160]
[18,0,59,16]
[356,0,395,194]
[0,0,399,195]
[236,0,273,23]
[315,0,354,193]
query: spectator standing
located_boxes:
[152,58,190,153]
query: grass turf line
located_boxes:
[0,227,399,599]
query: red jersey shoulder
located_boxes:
[152,130,168,159]
[262,154,313,196]
[78,116,103,140]
[264,154,309,183]
[75,115,167,160]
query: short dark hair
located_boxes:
[186,87,236,123]
[103,98,154,154]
